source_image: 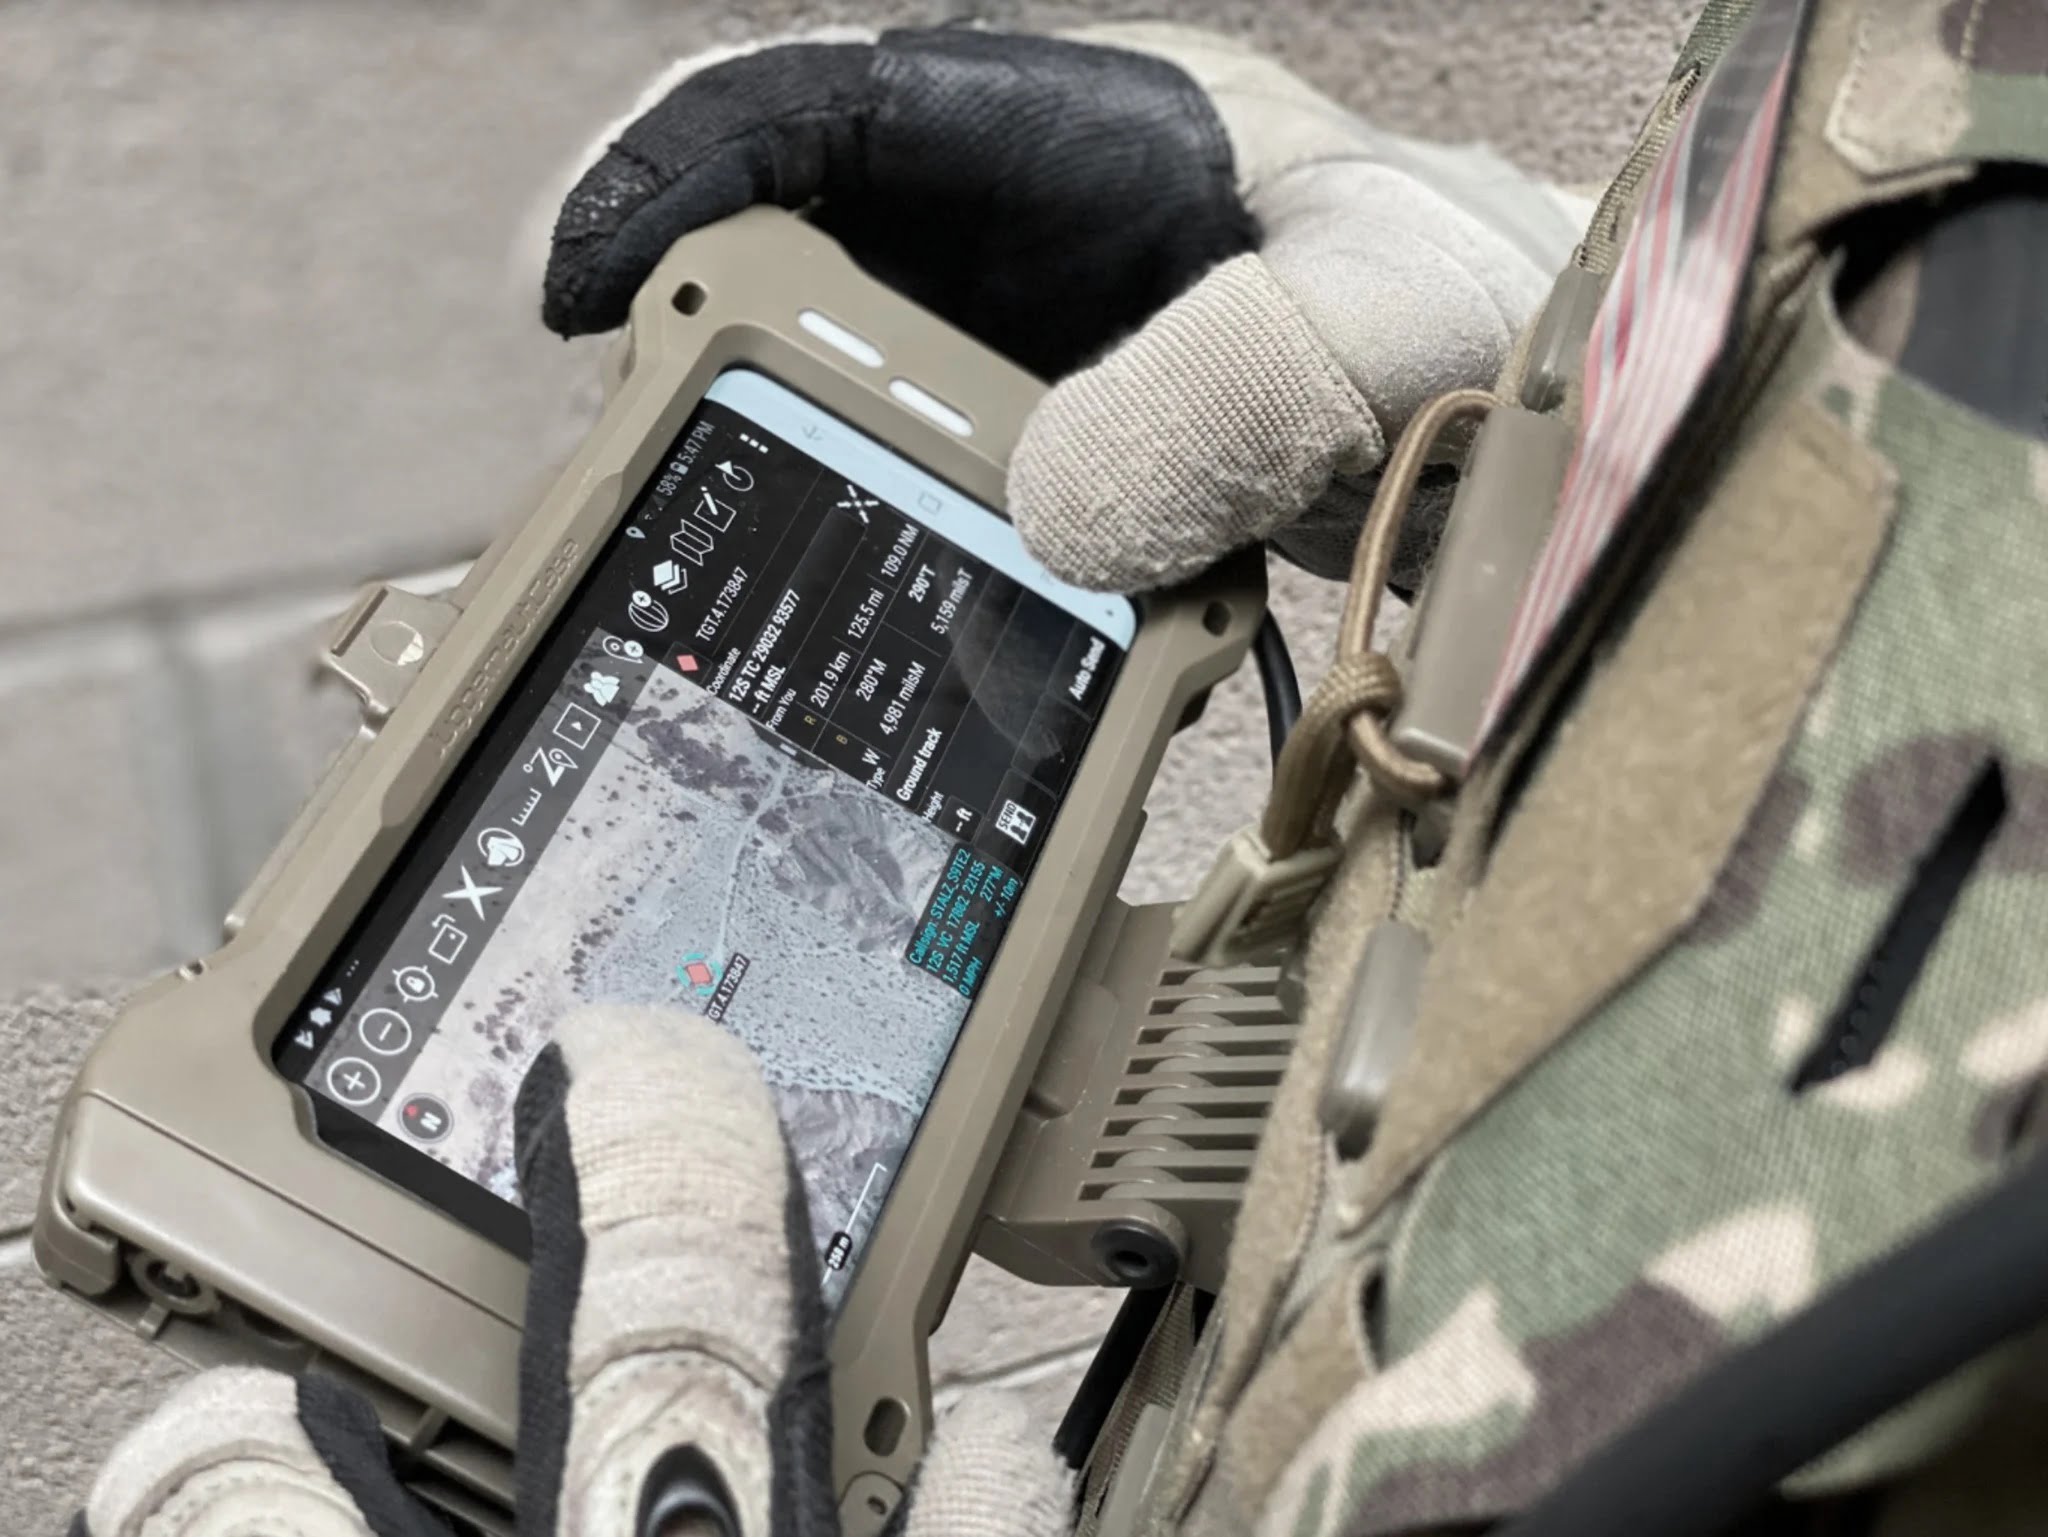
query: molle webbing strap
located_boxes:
[1580,0,1761,275]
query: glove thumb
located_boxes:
[1008,252,1382,593]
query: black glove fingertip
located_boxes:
[543,41,876,337]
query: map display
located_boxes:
[400,659,961,1301]
[279,370,1130,1304]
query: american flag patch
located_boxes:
[1478,0,1809,744]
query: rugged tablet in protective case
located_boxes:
[35,209,1266,1535]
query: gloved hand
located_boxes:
[72,1010,1071,1537]
[541,25,1587,594]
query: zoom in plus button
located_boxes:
[326,1058,382,1106]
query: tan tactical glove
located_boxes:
[71,1010,1071,1537]
[540,25,1585,594]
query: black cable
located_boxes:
[1252,611,1302,765]
[1052,1284,1173,1469]
[1499,1149,2048,1537]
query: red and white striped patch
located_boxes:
[1477,5,1802,744]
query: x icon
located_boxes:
[442,864,504,921]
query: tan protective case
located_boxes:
[33,208,1264,1535]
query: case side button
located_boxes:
[323,584,461,725]
[222,732,367,938]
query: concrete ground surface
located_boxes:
[0,1,1694,1526]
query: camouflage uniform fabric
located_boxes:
[1154,3,2048,1534]
[1269,309,2048,1533]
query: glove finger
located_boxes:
[542,34,869,339]
[1050,23,1576,596]
[544,28,1256,378]
[79,1367,445,1537]
[512,1006,833,1537]
[1009,251,1383,593]
[516,27,874,305]
[898,1391,1075,1537]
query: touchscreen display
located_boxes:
[278,368,1133,1305]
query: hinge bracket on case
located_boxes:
[978,901,1300,1295]
[323,583,461,724]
